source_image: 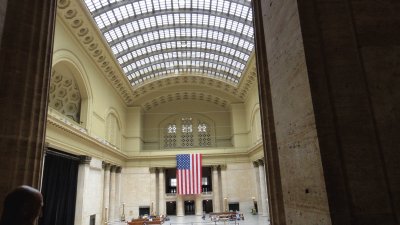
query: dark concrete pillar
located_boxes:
[252,0,286,224]
[0,0,56,211]
[297,0,400,224]
[253,0,400,224]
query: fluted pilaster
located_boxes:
[212,165,221,212]
[109,165,117,220]
[158,168,166,215]
[258,159,269,217]
[252,161,262,214]
[102,162,111,223]
[75,156,92,225]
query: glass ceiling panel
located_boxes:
[84,0,254,86]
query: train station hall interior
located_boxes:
[0,0,399,225]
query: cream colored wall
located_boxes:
[125,107,143,153]
[244,83,262,146]
[121,167,153,220]
[52,17,127,151]
[140,100,232,150]
[224,163,259,212]
[230,103,248,147]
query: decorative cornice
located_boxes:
[47,110,126,159]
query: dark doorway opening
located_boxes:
[139,206,150,216]
[39,149,79,225]
[166,201,176,215]
[228,202,240,212]
[202,199,213,213]
[253,201,258,213]
[184,200,195,215]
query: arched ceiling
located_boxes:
[83,0,254,87]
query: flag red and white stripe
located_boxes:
[176,153,202,195]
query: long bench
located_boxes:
[128,218,163,225]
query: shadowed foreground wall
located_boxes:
[254,0,400,224]
[0,0,56,212]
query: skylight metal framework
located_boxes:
[84,0,254,86]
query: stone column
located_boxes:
[74,156,91,225]
[212,165,221,212]
[258,159,269,217]
[0,0,56,209]
[115,166,122,219]
[195,194,203,216]
[102,162,111,223]
[252,161,262,214]
[158,168,166,215]
[149,167,157,215]
[109,165,117,220]
[219,165,227,211]
[176,195,184,217]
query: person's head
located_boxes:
[0,186,43,225]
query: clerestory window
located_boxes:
[162,114,214,149]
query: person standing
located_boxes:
[0,186,43,225]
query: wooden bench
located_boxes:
[128,218,163,225]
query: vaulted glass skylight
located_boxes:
[84,0,254,86]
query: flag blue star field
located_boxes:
[176,153,202,195]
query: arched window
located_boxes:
[106,113,121,149]
[164,123,177,148]
[48,69,82,123]
[161,114,214,149]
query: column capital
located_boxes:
[212,165,219,171]
[116,166,122,173]
[258,159,265,166]
[219,164,227,170]
[149,167,157,173]
[253,161,259,167]
[79,155,92,164]
[102,162,111,170]
[157,167,165,173]
[110,165,117,172]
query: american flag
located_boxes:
[176,153,202,195]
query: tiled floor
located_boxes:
[166,213,270,225]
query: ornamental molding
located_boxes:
[57,0,258,107]
[141,91,231,111]
[46,110,126,159]
[57,0,135,105]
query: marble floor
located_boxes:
[166,213,270,225]
[109,213,270,225]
